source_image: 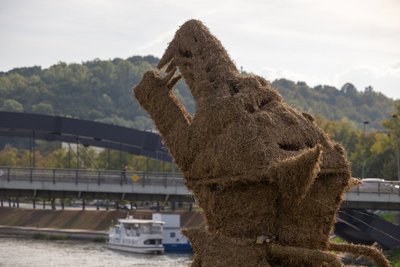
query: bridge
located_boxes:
[0,111,171,162]
[1,166,399,209]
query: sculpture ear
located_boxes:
[266,144,322,203]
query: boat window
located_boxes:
[144,239,162,245]
[151,225,162,234]
[139,224,162,234]
[170,232,176,238]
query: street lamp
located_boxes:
[391,115,400,181]
[362,120,369,179]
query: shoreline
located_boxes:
[0,225,108,242]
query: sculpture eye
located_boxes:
[179,49,192,58]
[258,98,270,109]
[245,104,255,113]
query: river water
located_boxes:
[0,237,192,267]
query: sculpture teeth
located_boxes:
[167,75,182,89]
[166,59,176,73]
[157,53,173,69]
[158,46,175,69]
[162,67,177,83]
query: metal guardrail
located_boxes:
[1,167,399,196]
[349,180,400,195]
[0,167,185,188]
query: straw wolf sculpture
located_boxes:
[133,20,390,267]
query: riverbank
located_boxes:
[0,225,107,241]
[0,207,204,241]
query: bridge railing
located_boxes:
[2,167,399,195]
[349,180,400,195]
[0,166,185,187]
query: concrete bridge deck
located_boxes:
[1,167,399,209]
[0,167,190,202]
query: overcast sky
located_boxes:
[1,0,399,99]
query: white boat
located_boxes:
[108,216,164,254]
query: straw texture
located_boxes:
[133,19,389,267]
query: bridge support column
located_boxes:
[16,197,19,208]
[51,199,55,210]
[8,198,11,207]
[172,201,176,211]
[33,198,36,209]
[394,212,400,226]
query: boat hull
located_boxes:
[108,242,164,254]
[164,243,192,253]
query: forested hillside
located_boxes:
[273,80,394,130]
[0,56,395,131]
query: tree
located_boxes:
[0,99,23,112]
[0,145,18,166]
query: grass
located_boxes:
[32,233,69,241]
[378,212,394,223]
[330,236,346,244]
[388,248,400,267]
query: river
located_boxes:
[0,237,192,267]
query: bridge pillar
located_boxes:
[8,198,11,208]
[16,197,19,208]
[394,212,400,226]
[172,201,176,211]
[33,198,36,209]
[51,199,55,210]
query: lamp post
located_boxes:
[362,121,369,179]
[391,115,400,181]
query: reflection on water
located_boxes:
[0,237,192,267]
